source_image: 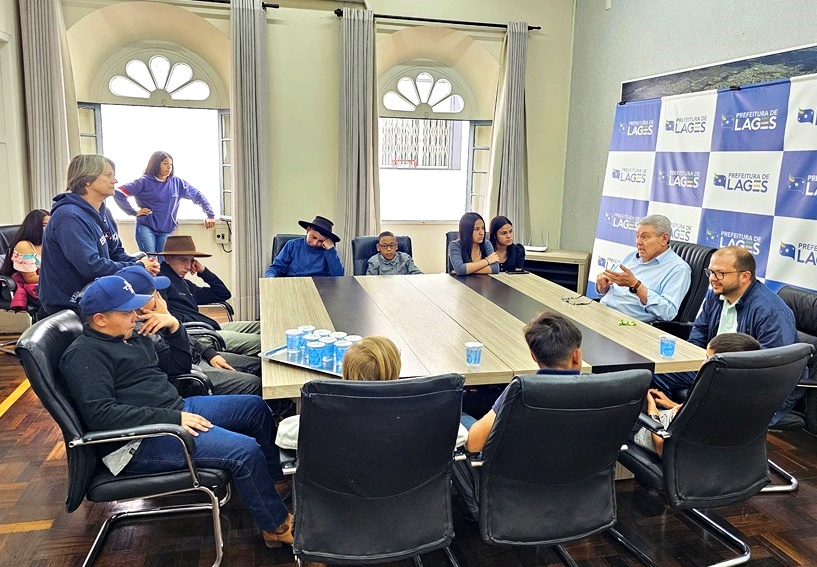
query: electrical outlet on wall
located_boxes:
[215,227,230,243]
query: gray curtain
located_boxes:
[230,0,269,319]
[19,0,80,210]
[487,22,529,244]
[337,7,381,272]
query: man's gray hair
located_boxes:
[638,214,671,237]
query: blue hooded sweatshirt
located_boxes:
[39,193,139,315]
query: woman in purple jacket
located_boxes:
[114,151,216,254]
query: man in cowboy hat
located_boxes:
[265,215,344,277]
[154,235,261,357]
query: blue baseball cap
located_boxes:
[79,276,153,315]
[115,265,170,294]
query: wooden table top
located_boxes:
[260,274,706,399]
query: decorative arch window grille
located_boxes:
[382,72,464,114]
[108,55,210,101]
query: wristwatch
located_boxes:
[628,280,641,294]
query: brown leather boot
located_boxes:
[262,513,294,548]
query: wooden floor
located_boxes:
[3,335,817,566]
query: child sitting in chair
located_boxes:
[366,231,423,275]
[634,332,761,456]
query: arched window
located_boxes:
[108,55,211,101]
[382,72,464,114]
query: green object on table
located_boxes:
[617,319,637,327]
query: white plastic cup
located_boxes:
[334,340,352,371]
[298,325,316,334]
[306,341,325,368]
[329,331,348,340]
[285,329,303,353]
[314,329,332,337]
[659,335,677,358]
[346,335,363,344]
[465,342,483,366]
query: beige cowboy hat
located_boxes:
[151,235,212,257]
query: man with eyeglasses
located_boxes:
[596,214,691,323]
[652,245,801,426]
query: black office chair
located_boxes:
[618,344,813,567]
[351,234,413,275]
[270,233,303,266]
[199,300,234,322]
[292,374,465,566]
[653,241,716,340]
[776,286,817,432]
[0,224,43,355]
[466,371,650,566]
[445,230,458,273]
[15,310,229,567]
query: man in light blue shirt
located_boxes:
[596,214,691,323]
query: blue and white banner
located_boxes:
[590,76,817,296]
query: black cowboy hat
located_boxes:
[298,216,340,243]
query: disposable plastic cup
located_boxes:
[285,329,303,353]
[306,341,325,368]
[465,342,483,366]
[659,335,677,358]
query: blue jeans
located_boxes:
[124,395,288,531]
[135,223,171,256]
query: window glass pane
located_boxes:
[165,63,193,93]
[169,80,210,101]
[100,104,221,220]
[221,112,230,133]
[221,140,230,162]
[78,107,96,134]
[383,91,415,112]
[80,136,98,154]
[125,59,156,92]
[149,56,170,90]
[222,166,231,192]
[427,79,451,107]
[109,76,150,98]
[397,77,420,105]
[379,118,469,221]
[432,95,463,113]
[415,72,433,103]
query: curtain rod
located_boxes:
[333,8,540,31]
[194,0,280,8]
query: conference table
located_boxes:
[260,273,706,399]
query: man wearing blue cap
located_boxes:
[60,275,294,548]
[115,265,262,396]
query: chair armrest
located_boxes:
[0,274,17,301]
[184,321,216,331]
[637,412,671,439]
[465,451,484,468]
[73,423,195,454]
[453,448,468,462]
[279,448,297,475]
[652,321,694,341]
[169,371,214,397]
[186,326,226,351]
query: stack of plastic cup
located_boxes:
[306,341,325,368]
[301,333,319,360]
[333,340,352,372]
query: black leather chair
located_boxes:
[445,230,458,273]
[270,233,303,266]
[467,370,651,565]
[776,286,817,432]
[619,344,813,567]
[0,224,42,355]
[292,374,465,566]
[15,310,229,566]
[653,241,716,340]
[351,234,413,275]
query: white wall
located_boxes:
[563,0,817,252]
